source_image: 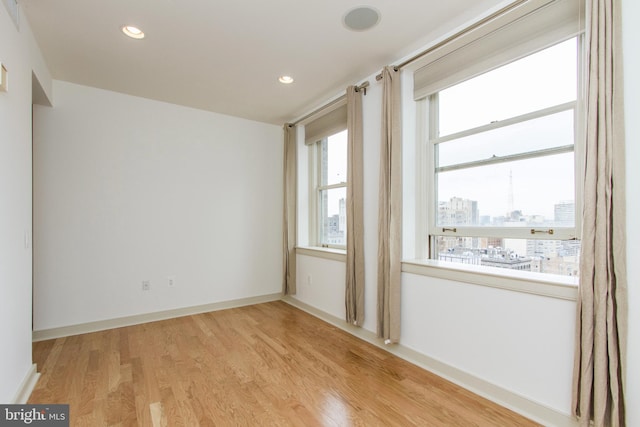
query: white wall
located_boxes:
[622,0,639,425]
[0,8,51,402]
[295,255,346,319]
[401,274,575,411]
[33,81,283,330]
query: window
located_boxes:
[310,130,348,248]
[304,104,348,249]
[426,37,582,277]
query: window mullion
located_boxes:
[436,144,574,173]
[427,94,439,257]
[318,182,347,191]
[415,98,430,259]
[574,33,586,239]
[432,226,577,240]
[430,101,576,145]
[309,141,320,246]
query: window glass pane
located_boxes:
[436,153,575,227]
[319,187,347,246]
[322,129,348,186]
[435,236,580,277]
[437,110,574,168]
[438,38,577,137]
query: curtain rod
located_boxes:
[375,0,528,81]
[289,81,369,127]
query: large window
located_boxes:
[311,129,348,248]
[426,37,582,277]
[304,103,348,250]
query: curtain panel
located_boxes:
[345,86,365,326]
[283,124,297,295]
[377,66,402,343]
[572,0,627,425]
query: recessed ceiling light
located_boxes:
[343,6,381,32]
[279,75,294,84]
[121,25,145,39]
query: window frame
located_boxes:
[308,129,348,250]
[419,34,586,278]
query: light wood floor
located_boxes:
[30,301,539,426]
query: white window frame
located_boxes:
[307,129,348,250]
[409,0,586,285]
[421,36,585,275]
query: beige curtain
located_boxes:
[377,66,402,343]
[345,86,365,326]
[283,124,297,295]
[572,0,627,425]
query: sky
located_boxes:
[325,130,348,216]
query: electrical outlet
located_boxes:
[168,276,176,288]
[142,280,151,291]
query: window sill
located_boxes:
[296,246,347,262]
[402,259,579,301]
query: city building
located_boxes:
[555,201,575,226]
[438,197,479,226]
[480,250,533,271]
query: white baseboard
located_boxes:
[282,296,577,427]
[33,293,282,342]
[12,364,40,404]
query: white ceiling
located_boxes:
[20,0,506,125]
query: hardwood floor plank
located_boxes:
[149,401,167,427]
[30,301,540,426]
